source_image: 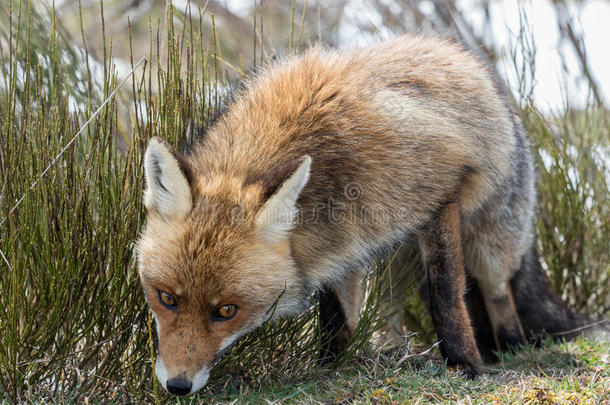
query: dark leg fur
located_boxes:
[423,273,497,363]
[465,246,607,363]
[510,245,608,343]
[317,286,351,364]
[420,201,482,379]
[463,275,497,363]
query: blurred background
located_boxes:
[43,0,610,111]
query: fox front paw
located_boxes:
[459,361,482,380]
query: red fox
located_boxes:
[137,34,608,395]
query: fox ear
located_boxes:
[255,156,311,244]
[143,137,192,221]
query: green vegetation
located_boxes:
[194,337,610,404]
[0,1,608,403]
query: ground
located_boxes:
[184,337,610,404]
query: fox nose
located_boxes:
[166,377,192,396]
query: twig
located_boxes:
[550,319,608,337]
[395,340,441,368]
[0,56,146,229]
[0,246,12,272]
[552,1,605,107]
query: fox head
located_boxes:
[137,137,311,395]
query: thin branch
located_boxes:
[552,0,605,107]
[0,56,146,228]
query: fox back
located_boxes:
[137,34,538,394]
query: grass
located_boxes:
[11,337,609,404]
[0,0,608,403]
[157,338,609,404]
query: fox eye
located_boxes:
[158,290,177,310]
[212,304,238,321]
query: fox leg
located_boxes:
[374,243,413,349]
[419,200,482,379]
[461,216,528,351]
[318,271,363,362]
[479,280,526,351]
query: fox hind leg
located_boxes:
[462,211,528,352]
[479,280,526,351]
[419,200,482,379]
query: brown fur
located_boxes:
[419,201,482,378]
[136,34,603,395]
[139,34,518,391]
[485,282,526,351]
[206,39,507,283]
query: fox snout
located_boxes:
[166,377,191,396]
[155,355,210,396]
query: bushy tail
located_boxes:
[509,245,609,343]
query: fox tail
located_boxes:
[509,244,609,343]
